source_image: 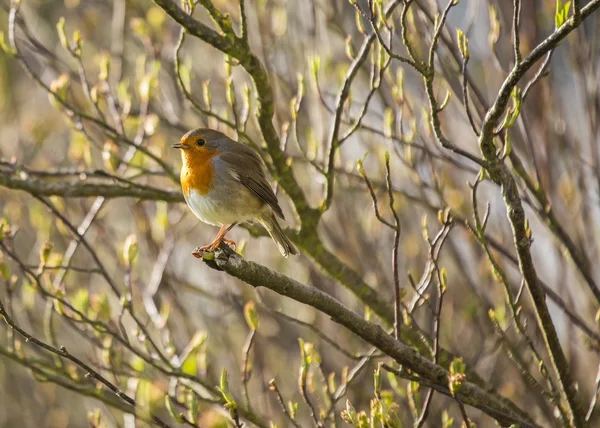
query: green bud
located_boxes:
[186,390,198,424]
[56,17,69,51]
[219,368,236,405]
[296,72,305,99]
[72,30,82,55]
[439,91,451,111]
[421,214,430,241]
[165,395,185,423]
[355,9,365,34]
[130,18,148,38]
[309,56,320,83]
[456,28,469,59]
[374,363,382,394]
[225,76,235,106]
[0,31,16,56]
[328,372,337,395]
[287,401,298,419]
[49,73,70,107]
[290,97,298,120]
[98,53,110,82]
[440,268,448,293]
[39,241,52,266]
[488,7,500,47]
[345,35,355,60]
[122,234,138,265]
[448,358,466,396]
[102,140,120,172]
[383,108,394,139]
[243,300,259,330]
[224,56,232,76]
[555,0,571,28]
[502,133,512,158]
[138,74,153,103]
[0,262,10,282]
[341,400,358,424]
[182,0,193,13]
[202,80,212,109]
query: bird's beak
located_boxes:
[171,143,185,149]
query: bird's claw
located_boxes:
[222,238,236,250]
[192,246,211,259]
[192,239,236,258]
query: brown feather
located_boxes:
[218,150,285,220]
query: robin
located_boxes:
[172,128,298,257]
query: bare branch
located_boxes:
[197,246,536,427]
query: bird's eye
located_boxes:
[197,138,206,146]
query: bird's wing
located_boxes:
[218,148,285,220]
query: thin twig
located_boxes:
[0,300,171,428]
[241,328,256,411]
[513,0,522,65]
[269,380,302,428]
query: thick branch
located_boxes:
[476,3,600,426]
[0,170,183,203]
[200,247,537,427]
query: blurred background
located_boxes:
[1,0,600,426]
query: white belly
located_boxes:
[185,189,260,226]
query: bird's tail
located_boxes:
[259,214,298,257]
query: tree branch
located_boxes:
[0,167,184,202]
[475,2,600,426]
[198,246,537,427]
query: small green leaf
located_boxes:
[555,0,571,28]
[130,355,146,372]
[456,28,469,59]
[438,91,451,111]
[449,358,467,396]
[122,234,138,266]
[218,368,236,405]
[243,300,259,330]
[225,76,235,106]
[0,262,10,282]
[0,31,15,56]
[202,80,212,108]
[374,363,382,394]
[186,390,198,424]
[98,53,110,82]
[56,17,69,50]
[165,395,184,423]
[181,351,198,376]
[488,6,500,47]
[502,132,512,158]
[355,9,365,34]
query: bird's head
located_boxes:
[171,128,228,158]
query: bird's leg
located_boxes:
[192,223,237,258]
[220,223,237,249]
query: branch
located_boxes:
[198,247,537,427]
[0,168,184,202]
[475,2,600,426]
[0,300,171,428]
[479,0,600,153]
[322,0,402,212]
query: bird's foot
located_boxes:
[192,245,212,259]
[192,238,236,258]
[222,237,236,250]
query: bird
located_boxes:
[172,128,298,257]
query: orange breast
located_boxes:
[180,150,218,197]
